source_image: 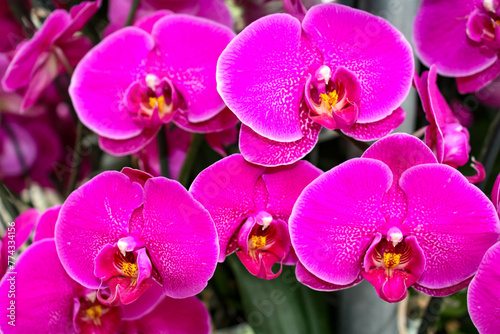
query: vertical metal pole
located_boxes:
[336,1,420,333]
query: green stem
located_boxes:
[478,112,500,191]
[65,120,84,197]
[0,183,24,218]
[157,126,170,178]
[178,133,204,187]
[124,0,140,27]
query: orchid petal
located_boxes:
[70,27,155,139]
[400,164,500,289]
[290,158,392,285]
[239,102,321,166]
[56,171,144,288]
[190,154,265,261]
[152,15,235,122]
[302,3,413,123]
[414,0,497,76]
[140,177,219,298]
[0,240,80,333]
[468,242,500,334]
[217,14,305,142]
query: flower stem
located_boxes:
[124,0,140,27]
[478,112,500,191]
[417,297,443,334]
[157,126,170,179]
[65,120,84,197]
[178,133,204,188]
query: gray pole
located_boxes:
[336,1,420,333]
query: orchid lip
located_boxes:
[94,238,153,306]
[124,74,180,125]
[362,232,426,303]
[73,290,122,332]
[235,211,292,279]
[304,66,361,130]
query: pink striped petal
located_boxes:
[362,134,437,224]
[295,262,362,291]
[456,60,500,93]
[262,160,322,219]
[122,296,211,334]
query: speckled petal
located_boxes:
[0,208,38,275]
[122,296,211,334]
[290,158,392,285]
[239,102,322,166]
[173,107,239,133]
[33,205,62,242]
[295,262,363,291]
[414,0,497,76]
[400,164,500,289]
[262,160,322,219]
[152,15,235,122]
[341,107,405,141]
[69,27,155,139]
[0,240,80,334]
[413,277,472,297]
[55,171,144,288]
[217,14,306,142]
[302,3,413,123]
[190,154,265,261]
[468,242,500,334]
[493,172,500,212]
[362,134,437,225]
[456,60,500,93]
[140,177,218,298]
[98,125,161,156]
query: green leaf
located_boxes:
[228,256,331,334]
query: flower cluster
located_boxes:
[1,0,500,333]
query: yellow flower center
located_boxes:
[122,262,138,277]
[383,252,401,269]
[251,235,267,249]
[319,90,339,111]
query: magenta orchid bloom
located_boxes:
[190,154,322,279]
[467,176,500,334]
[0,239,211,333]
[55,167,219,306]
[105,0,232,36]
[217,3,412,166]
[0,113,62,193]
[289,133,500,302]
[413,65,485,183]
[1,0,101,111]
[414,0,500,93]
[468,242,500,334]
[0,208,38,277]
[70,12,235,156]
